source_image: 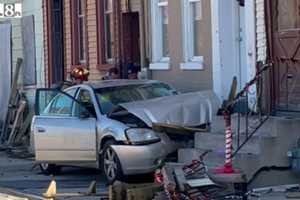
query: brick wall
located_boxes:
[63,0,72,80]
[43,0,106,85]
[86,0,102,81]
[256,0,267,62]
[43,0,143,83]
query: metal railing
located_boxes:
[230,63,273,158]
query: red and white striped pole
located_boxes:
[215,110,235,174]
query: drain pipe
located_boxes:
[139,0,148,79]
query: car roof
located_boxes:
[87,79,161,89]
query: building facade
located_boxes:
[0,0,45,122]
[43,0,147,86]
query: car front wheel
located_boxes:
[101,140,124,184]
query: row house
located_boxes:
[43,0,259,102]
[147,0,299,113]
[43,0,145,86]
[0,0,45,122]
[147,0,259,100]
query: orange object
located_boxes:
[71,66,89,81]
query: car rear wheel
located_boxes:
[39,163,61,175]
[101,140,124,184]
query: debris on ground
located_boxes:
[108,151,251,200]
[0,58,33,158]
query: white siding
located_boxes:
[256,0,267,62]
[0,0,44,106]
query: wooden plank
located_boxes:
[14,110,33,145]
[162,163,177,193]
[127,184,162,200]
[0,58,22,143]
[7,101,26,146]
[109,182,162,200]
[174,167,187,192]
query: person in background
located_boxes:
[102,67,120,80]
[70,66,89,85]
[127,63,140,79]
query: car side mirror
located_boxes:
[79,110,90,119]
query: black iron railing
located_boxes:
[230,63,273,157]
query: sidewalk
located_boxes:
[0,188,46,200]
[0,193,28,200]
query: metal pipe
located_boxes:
[139,0,146,69]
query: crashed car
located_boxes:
[32,79,216,183]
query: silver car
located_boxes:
[32,80,213,183]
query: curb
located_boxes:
[0,188,48,200]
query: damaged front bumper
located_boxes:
[111,141,170,175]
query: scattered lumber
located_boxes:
[173,166,187,192]
[0,58,23,142]
[7,100,26,145]
[0,58,32,151]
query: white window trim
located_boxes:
[180,0,204,70]
[104,0,113,63]
[78,0,86,64]
[150,0,170,70]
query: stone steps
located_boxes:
[187,116,300,188]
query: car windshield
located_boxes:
[95,83,178,114]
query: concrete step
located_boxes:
[194,132,262,155]
[178,148,300,189]
[178,148,260,181]
[210,115,278,138]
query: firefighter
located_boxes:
[70,66,89,85]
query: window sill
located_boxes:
[180,61,204,70]
[23,85,37,90]
[149,62,170,70]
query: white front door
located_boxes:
[213,0,255,100]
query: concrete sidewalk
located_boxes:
[0,188,46,200]
[0,193,28,200]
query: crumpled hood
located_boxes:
[119,90,220,127]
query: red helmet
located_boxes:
[70,66,89,81]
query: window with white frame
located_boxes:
[78,0,86,64]
[181,0,204,70]
[150,0,170,70]
[104,0,114,63]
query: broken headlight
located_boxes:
[125,128,161,145]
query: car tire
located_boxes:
[101,140,124,184]
[39,163,61,175]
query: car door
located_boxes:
[33,88,97,163]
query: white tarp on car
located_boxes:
[120,90,221,127]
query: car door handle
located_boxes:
[36,127,46,133]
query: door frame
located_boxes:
[46,0,65,87]
[211,0,256,100]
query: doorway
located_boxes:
[217,0,247,99]
[50,0,64,85]
[270,0,300,112]
[121,12,141,78]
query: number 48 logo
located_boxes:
[0,3,22,18]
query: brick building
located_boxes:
[43,0,145,86]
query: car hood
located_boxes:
[119,90,220,128]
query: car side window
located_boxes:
[75,89,96,117]
[43,88,77,116]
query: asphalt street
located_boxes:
[0,151,297,200]
[0,151,108,199]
